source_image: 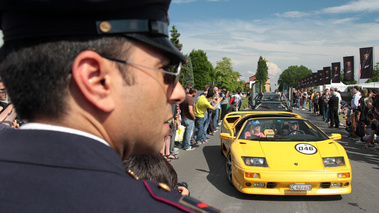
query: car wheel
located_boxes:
[226,153,233,184]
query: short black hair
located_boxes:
[188,88,197,94]
[0,36,131,120]
[123,153,178,189]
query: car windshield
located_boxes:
[239,118,328,141]
[254,102,288,111]
[261,93,281,101]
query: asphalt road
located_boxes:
[170,109,379,213]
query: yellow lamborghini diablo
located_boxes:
[220,111,351,195]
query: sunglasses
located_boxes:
[100,55,181,95]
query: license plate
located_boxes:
[289,184,312,191]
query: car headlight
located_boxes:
[323,157,345,167]
[241,157,268,167]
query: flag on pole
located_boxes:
[318,70,323,85]
[360,47,373,79]
[332,62,341,83]
[313,73,318,87]
[343,56,354,81]
[323,67,331,85]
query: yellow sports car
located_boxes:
[220,111,351,195]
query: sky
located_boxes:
[169,0,379,90]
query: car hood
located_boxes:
[236,140,344,171]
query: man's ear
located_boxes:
[71,50,115,112]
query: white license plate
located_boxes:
[289,184,312,191]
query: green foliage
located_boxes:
[255,56,268,92]
[365,62,379,83]
[189,49,213,89]
[240,97,249,110]
[243,84,251,92]
[213,57,244,92]
[169,25,183,51]
[278,65,312,89]
[180,54,194,88]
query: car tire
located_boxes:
[226,153,233,185]
[220,140,224,156]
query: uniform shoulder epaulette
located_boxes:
[144,180,222,213]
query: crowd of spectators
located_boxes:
[295,86,379,150]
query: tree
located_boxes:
[255,56,268,92]
[278,65,312,89]
[169,25,183,51]
[169,26,194,87]
[213,57,241,92]
[180,54,194,88]
[366,62,379,83]
[189,49,213,89]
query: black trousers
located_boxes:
[221,104,228,121]
[330,109,339,127]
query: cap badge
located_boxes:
[99,21,112,33]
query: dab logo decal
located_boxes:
[295,143,317,155]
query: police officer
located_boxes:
[0,0,221,212]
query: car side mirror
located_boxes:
[329,133,342,140]
[220,132,236,140]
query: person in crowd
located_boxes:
[220,86,230,121]
[233,90,242,111]
[361,113,379,149]
[204,85,216,137]
[0,80,9,113]
[123,153,190,196]
[292,89,297,109]
[244,120,264,138]
[328,91,340,128]
[212,87,221,133]
[0,104,18,130]
[185,84,192,95]
[356,88,369,138]
[297,90,302,109]
[208,86,219,135]
[333,88,342,126]
[351,86,361,113]
[313,92,319,114]
[309,89,314,112]
[162,105,180,161]
[194,88,221,145]
[345,104,354,137]
[318,90,324,117]
[180,88,197,151]
[367,89,379,120]
[283,120,305,135]
[224,100,237,115]
[322,89,330,122]
[169,104,181,156]
[0,1,220,212]
[302,89,308,110]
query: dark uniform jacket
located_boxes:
[328,96,339,111]
[0,128,220,212]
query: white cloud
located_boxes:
[276,11,309,18]
[321,0,379,14]
[267,62,282,88]
[174,16,379,90]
